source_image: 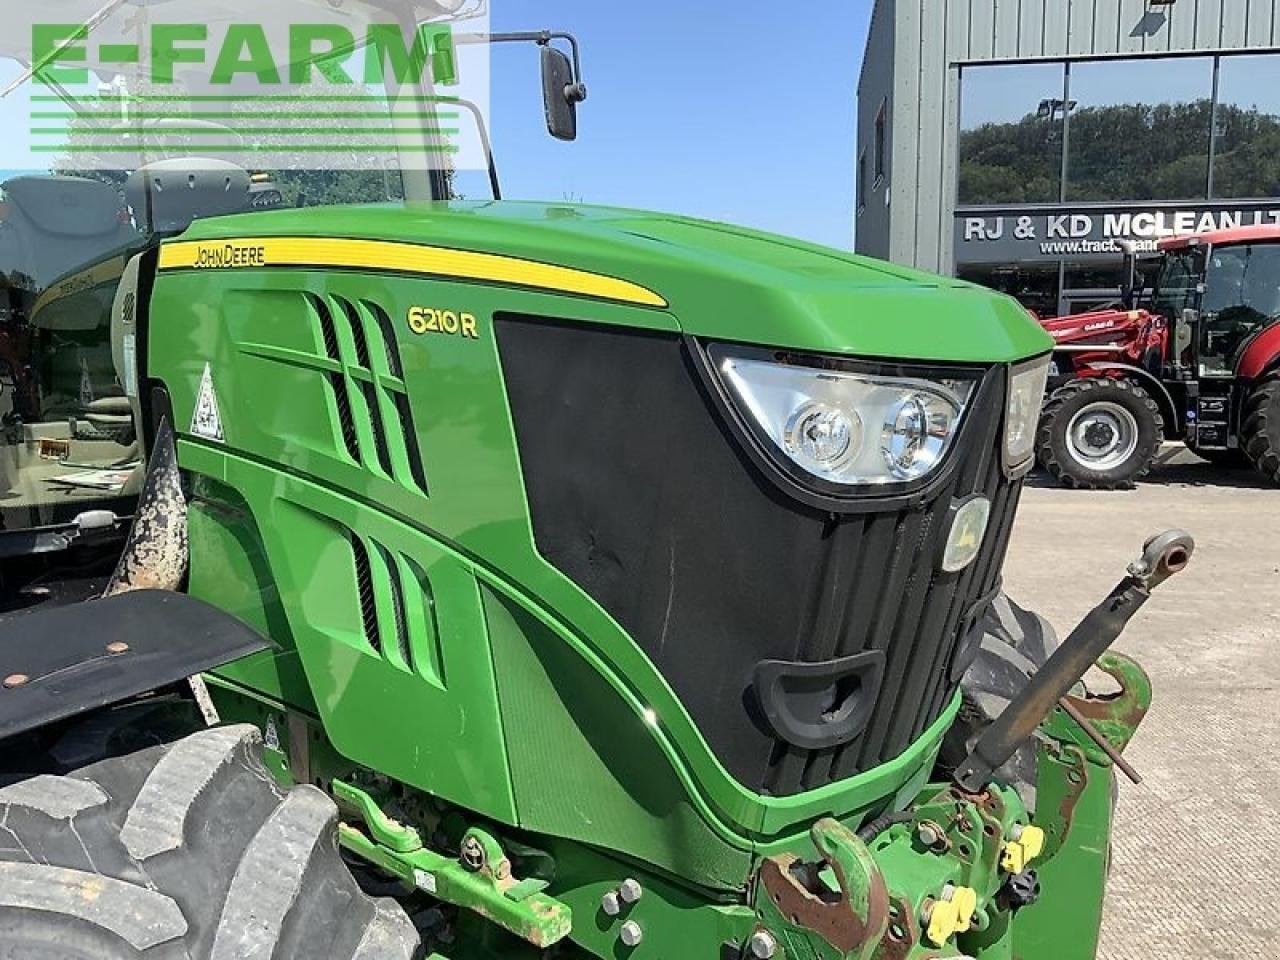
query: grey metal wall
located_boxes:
[855,0,1280,272]
[854,0,895,256]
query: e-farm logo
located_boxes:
[13,3,491,173]
[33,21,460,89]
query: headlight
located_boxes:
[1004,357,1052,476]
[715,350,977,488]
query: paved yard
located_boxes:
[1004,451,1280,959]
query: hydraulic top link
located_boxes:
[954,530,1194,792]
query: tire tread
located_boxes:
[1036,377,1164,490]
[0,725,420,959]
[1243,374,1280,485]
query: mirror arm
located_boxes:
[457,30,587,100]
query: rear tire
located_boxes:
[0,725,420,959]
[1242,374,1280,485]
[1036,378,1163,489]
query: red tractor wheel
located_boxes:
[1036,378,1164,490]
[1242,373,1280,485]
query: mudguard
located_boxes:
[0,590,269,741]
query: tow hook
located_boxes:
[954,530,1194,792]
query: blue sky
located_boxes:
[486,2,871,249]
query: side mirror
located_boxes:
[541,45,585,141]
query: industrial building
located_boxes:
[856,0,1280,315]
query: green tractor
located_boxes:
[0,8,1190,960]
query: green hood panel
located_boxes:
[177,200,1051,363]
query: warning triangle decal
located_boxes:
[191,363,225,442]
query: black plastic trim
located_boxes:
[0,591,270,742]
[754,651,885,750]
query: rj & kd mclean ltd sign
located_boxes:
[955,207,1280,263]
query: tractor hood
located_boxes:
[172,200,1052,363]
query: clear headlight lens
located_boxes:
[1005,358,1052,475]
[717,354,976,487]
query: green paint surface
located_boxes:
[148,198,1101,958]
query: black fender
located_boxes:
[1080,361,1181,440]
[0,590,269,742]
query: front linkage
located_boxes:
[296,532,1184,959]
[742,531,1187,960]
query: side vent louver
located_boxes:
[373,541,413,672]
[349,532,381,654]
[343,531,444,684]
[302,293,429,496]
[306,293,361,462]
[365,301,404,379]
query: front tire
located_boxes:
[1242,374,1280,485]
[939,594,1058,809]
[0,726,420,960]
[1036,378,1164,489]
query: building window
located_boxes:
[874,101,887,184]
[857,151,867,213]
[958,62,1067,205]
[1212,54,1280,199]
[1065,57,1214,202]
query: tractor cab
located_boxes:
[1149,226,1280,380]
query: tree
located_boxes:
[959,99,1280,204]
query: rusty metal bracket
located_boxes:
[1033,741,1090,864]
[755,818,890,960]
[1059,651,1152,757]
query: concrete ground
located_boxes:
[1003,447,1280,959]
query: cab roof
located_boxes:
[1159,223,1280,251]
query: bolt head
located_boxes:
[917,823,941,847]
[748,930,778,959]
[618,878,643,904]
[3,674,28,689]
[601,891,622,917]
[106,641,130,656]
[619,921,643,947]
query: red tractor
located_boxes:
[1037,226,1280,488]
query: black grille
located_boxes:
[496,317,1021,796]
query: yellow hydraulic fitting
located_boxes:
[1001,824,1046,875]
[924,885,979,947]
